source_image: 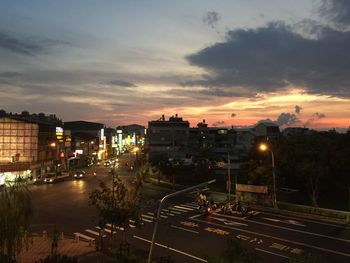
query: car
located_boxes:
[43,173,57,183]
[104,161,111,167]
[73,170,85,179]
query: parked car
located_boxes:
[73,170,85,179]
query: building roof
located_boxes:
[64,121,104,131]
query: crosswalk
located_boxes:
[74,201,200,241]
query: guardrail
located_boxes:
[277,201,350,222]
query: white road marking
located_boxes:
[85,229,101,237]
[95,227,116,234]
[255,248,289,259]
[141,218,153,223]
[212,212,349,243]
[143,214,156,220]
[262,217,306,227]
[170,225,199,234]
[162,209,176,216]
[169,207,185,213]
[260,210,350,229]
[182,203,199,209]
[174,205,194,211]
[190,217,350,258]
[106,224,124,231]
[133,235,207,262]
[208,216,248,226]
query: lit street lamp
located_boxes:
[259,142,278,209]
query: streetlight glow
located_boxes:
[50,142,56,147]
[259,143,268,152]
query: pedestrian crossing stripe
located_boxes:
[95,226,116,234]
[85,229,102,237]
[182,203,199,209]
[106,224,124,231]
[141,218,153,223]
[174,205,193,211]
[142,214,156,220]
[165,208,181,214]
[169,207,188,212]
[163,211,175,216]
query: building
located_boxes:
[189,120,236,156]
[147,114,189,159]
[63,121,105,166]
[0,110,62,185]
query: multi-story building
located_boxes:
[147,114,189,159]
[189,120,236,156]
[0,110,62,185]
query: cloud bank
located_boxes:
[186,21,350,98]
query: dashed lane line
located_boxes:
[255,248,289,259]
[170,225,199,234]
[259,210,350,229]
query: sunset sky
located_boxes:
[0,0,349,130]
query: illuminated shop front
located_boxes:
[0,117,38,185]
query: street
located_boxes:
[29,164,350,263]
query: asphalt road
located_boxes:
[29,162,350,263]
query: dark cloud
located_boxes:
[108,80,137,87]
[212,120,225,127]
[276,113,300,126]
[202,11,221,32]
[295,105,302,114]
[319,0,350,29]
[0,31,69,56]
[0,72,21,78]
[186,21,350,98]
[304,112,326,127]
[257,112,300,127]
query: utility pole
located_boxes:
[227,152,231,203]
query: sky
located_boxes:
[0,0,349,130]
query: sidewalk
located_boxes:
[18,235,94,263]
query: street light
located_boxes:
[258,142,278,209]
[147,179,216,263]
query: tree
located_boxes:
[89,174,142,251]
[0,178,33,262]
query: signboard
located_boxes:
[56,127,64,142]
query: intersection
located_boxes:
[29,165,350,263]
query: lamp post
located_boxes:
[259,143,278,209]
[147,179,216,263]
[227,152,231,203]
